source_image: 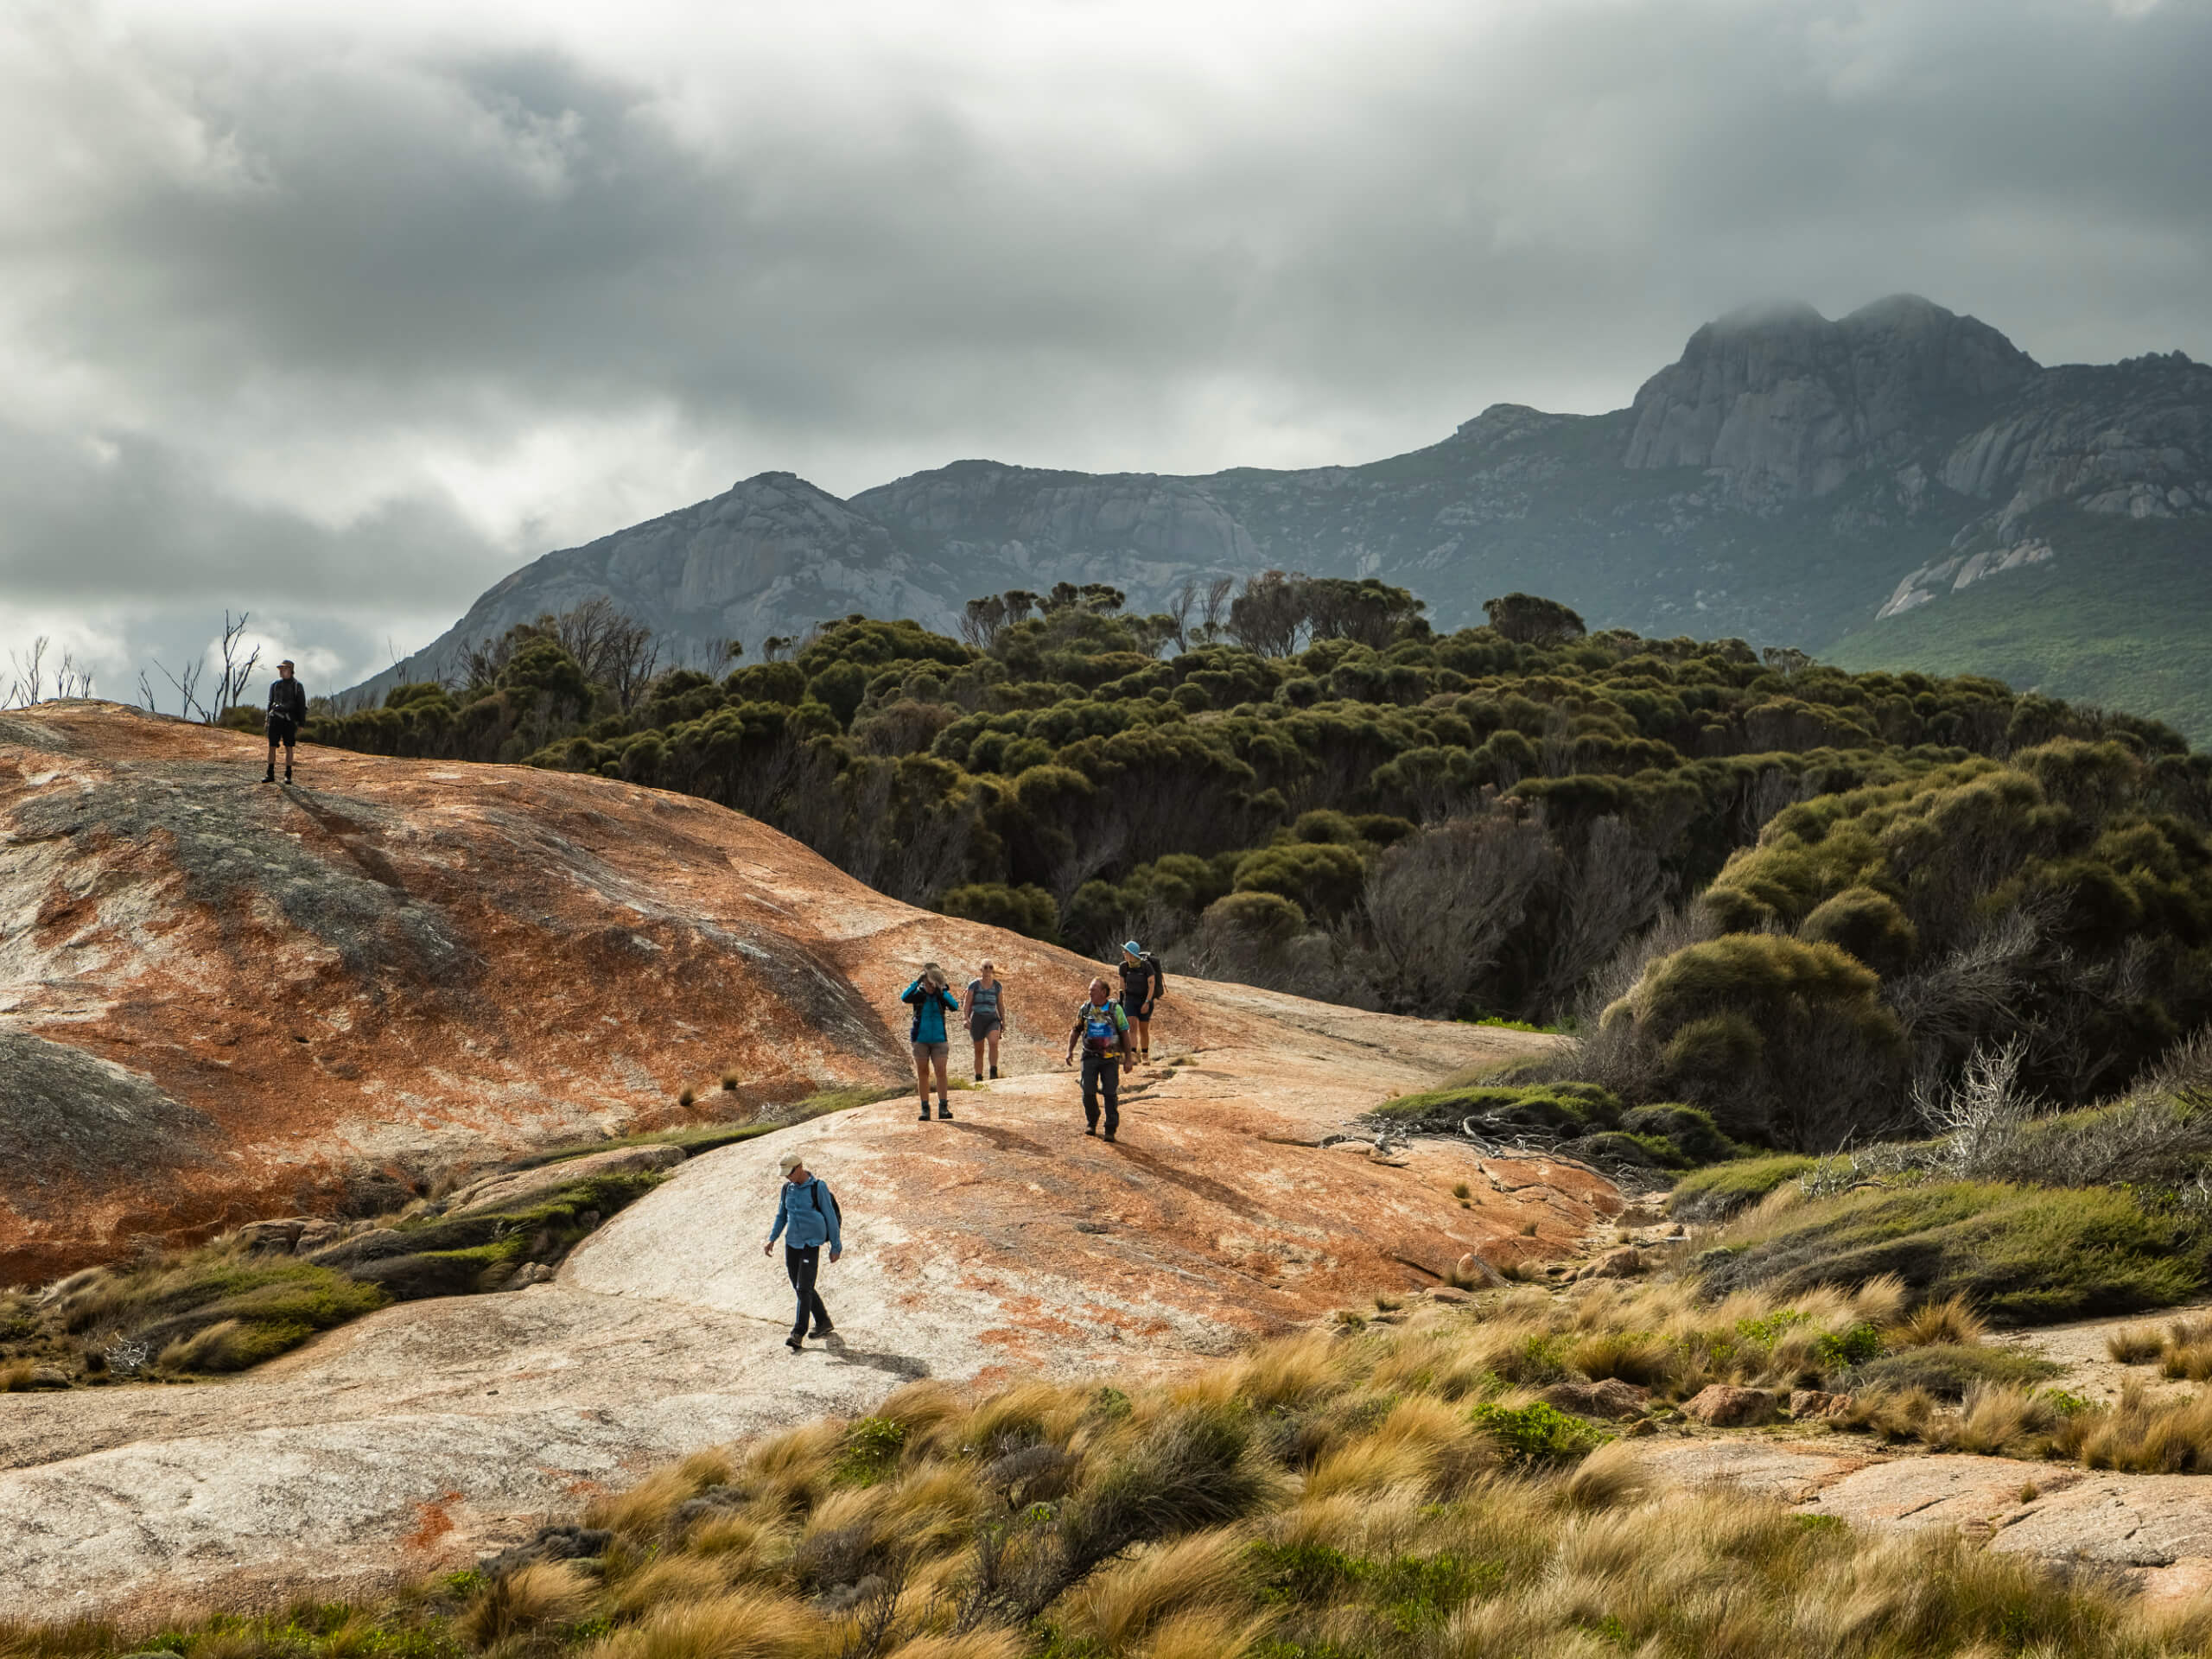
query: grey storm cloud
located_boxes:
[2,0,2209,694]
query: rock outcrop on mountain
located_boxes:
[0,700,1607,1616]
[348,296,2212,736]
[363,473,969,702]
[1621,296,2041,502]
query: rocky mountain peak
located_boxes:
[1624,296,2041,500]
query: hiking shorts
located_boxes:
[266,715,299,748]
[1122,997,1156,1022]
[968,1014,1001,1039]
[912,1040,949,1060]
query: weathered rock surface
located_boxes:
[0,1033,1605,1620]
[445,1144,688,1216]
[0,702,1612,1618]
[1623,296,2040,501]
[1681,1384,1779,1427]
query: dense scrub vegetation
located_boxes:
[303,577,2212,1153]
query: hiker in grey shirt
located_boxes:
[963,960,1010,1082]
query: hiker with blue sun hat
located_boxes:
[1116,939,1166,1065]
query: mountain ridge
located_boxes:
[352,296,2212,734]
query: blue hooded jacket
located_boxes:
[902,977,960,1045]
[768,1175,842,1250]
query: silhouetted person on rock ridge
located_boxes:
[264,660,307,784]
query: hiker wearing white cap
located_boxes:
[1116,940,1166,1064]
[264,660,308,785]
[762,1149,842,1351]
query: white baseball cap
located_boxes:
[778,1150,804,1173]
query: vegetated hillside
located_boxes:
[349,296,2212,735]
[306,579,2212,1163]
[1829,511,2212,743]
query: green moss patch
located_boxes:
[1698,1181,2208,1325]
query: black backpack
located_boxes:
[809,1180,842,1230]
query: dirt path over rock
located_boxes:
[0,702,1617,1620]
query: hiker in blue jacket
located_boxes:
[902,962,962,1122]
[761,1149,842,1352]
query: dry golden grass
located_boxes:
[1061,1528,1244,1649]
[582,1589,817,1659]
[2108,1323,2167,1363]
[2060,1382,2212,1472]
[459,1562,594,1648]
[30,1278,2212,1659]
[1891,1294,1991,1349]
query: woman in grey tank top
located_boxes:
[963,962,1009,1082]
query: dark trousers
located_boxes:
[785,1245,830,1338]
[1081,1052,1121,1136]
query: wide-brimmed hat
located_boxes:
[1122,939,1142,956]
[778,1150,805,1173]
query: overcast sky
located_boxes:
[3,0,2208,700]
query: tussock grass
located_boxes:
[459,1560,593,1646]
[28,1291,2212,1659]
[109,1278,2212,1654]
[2108,1323,2168,1363]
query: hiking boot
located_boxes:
[1103,1133,1116,1143]
[810,1323,835,1338]
[989,1066,999,1079]
[785,1335,804,1352]
[975,1071,983,1083]
[917,1103,931,1121]
[1084,1126,1097,1136]
[938,1103,954,1120]
[263,770,276,783]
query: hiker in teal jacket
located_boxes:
[762,1149,842,1351]
[903,963,962,1122]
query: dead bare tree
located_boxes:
[1529,815,1670,1010]
[3,637,48,707]
[153,654,207,722]
[1165,582,1198,652]
[1196,576,1234,644]
[1355,807,1554,1015]
[208,611,260,723]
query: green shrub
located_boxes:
[1200,890,1306,949]
[1372,1081,1619,1135]
[1798,885,1918,975]
[833,1416,908,1485]
[941,881,1059,940]
[1469,1401,1611,1465]
[1603,933,1907,1147]
[1667,1154,1819,1223]
[1618,1103,1738,1165]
